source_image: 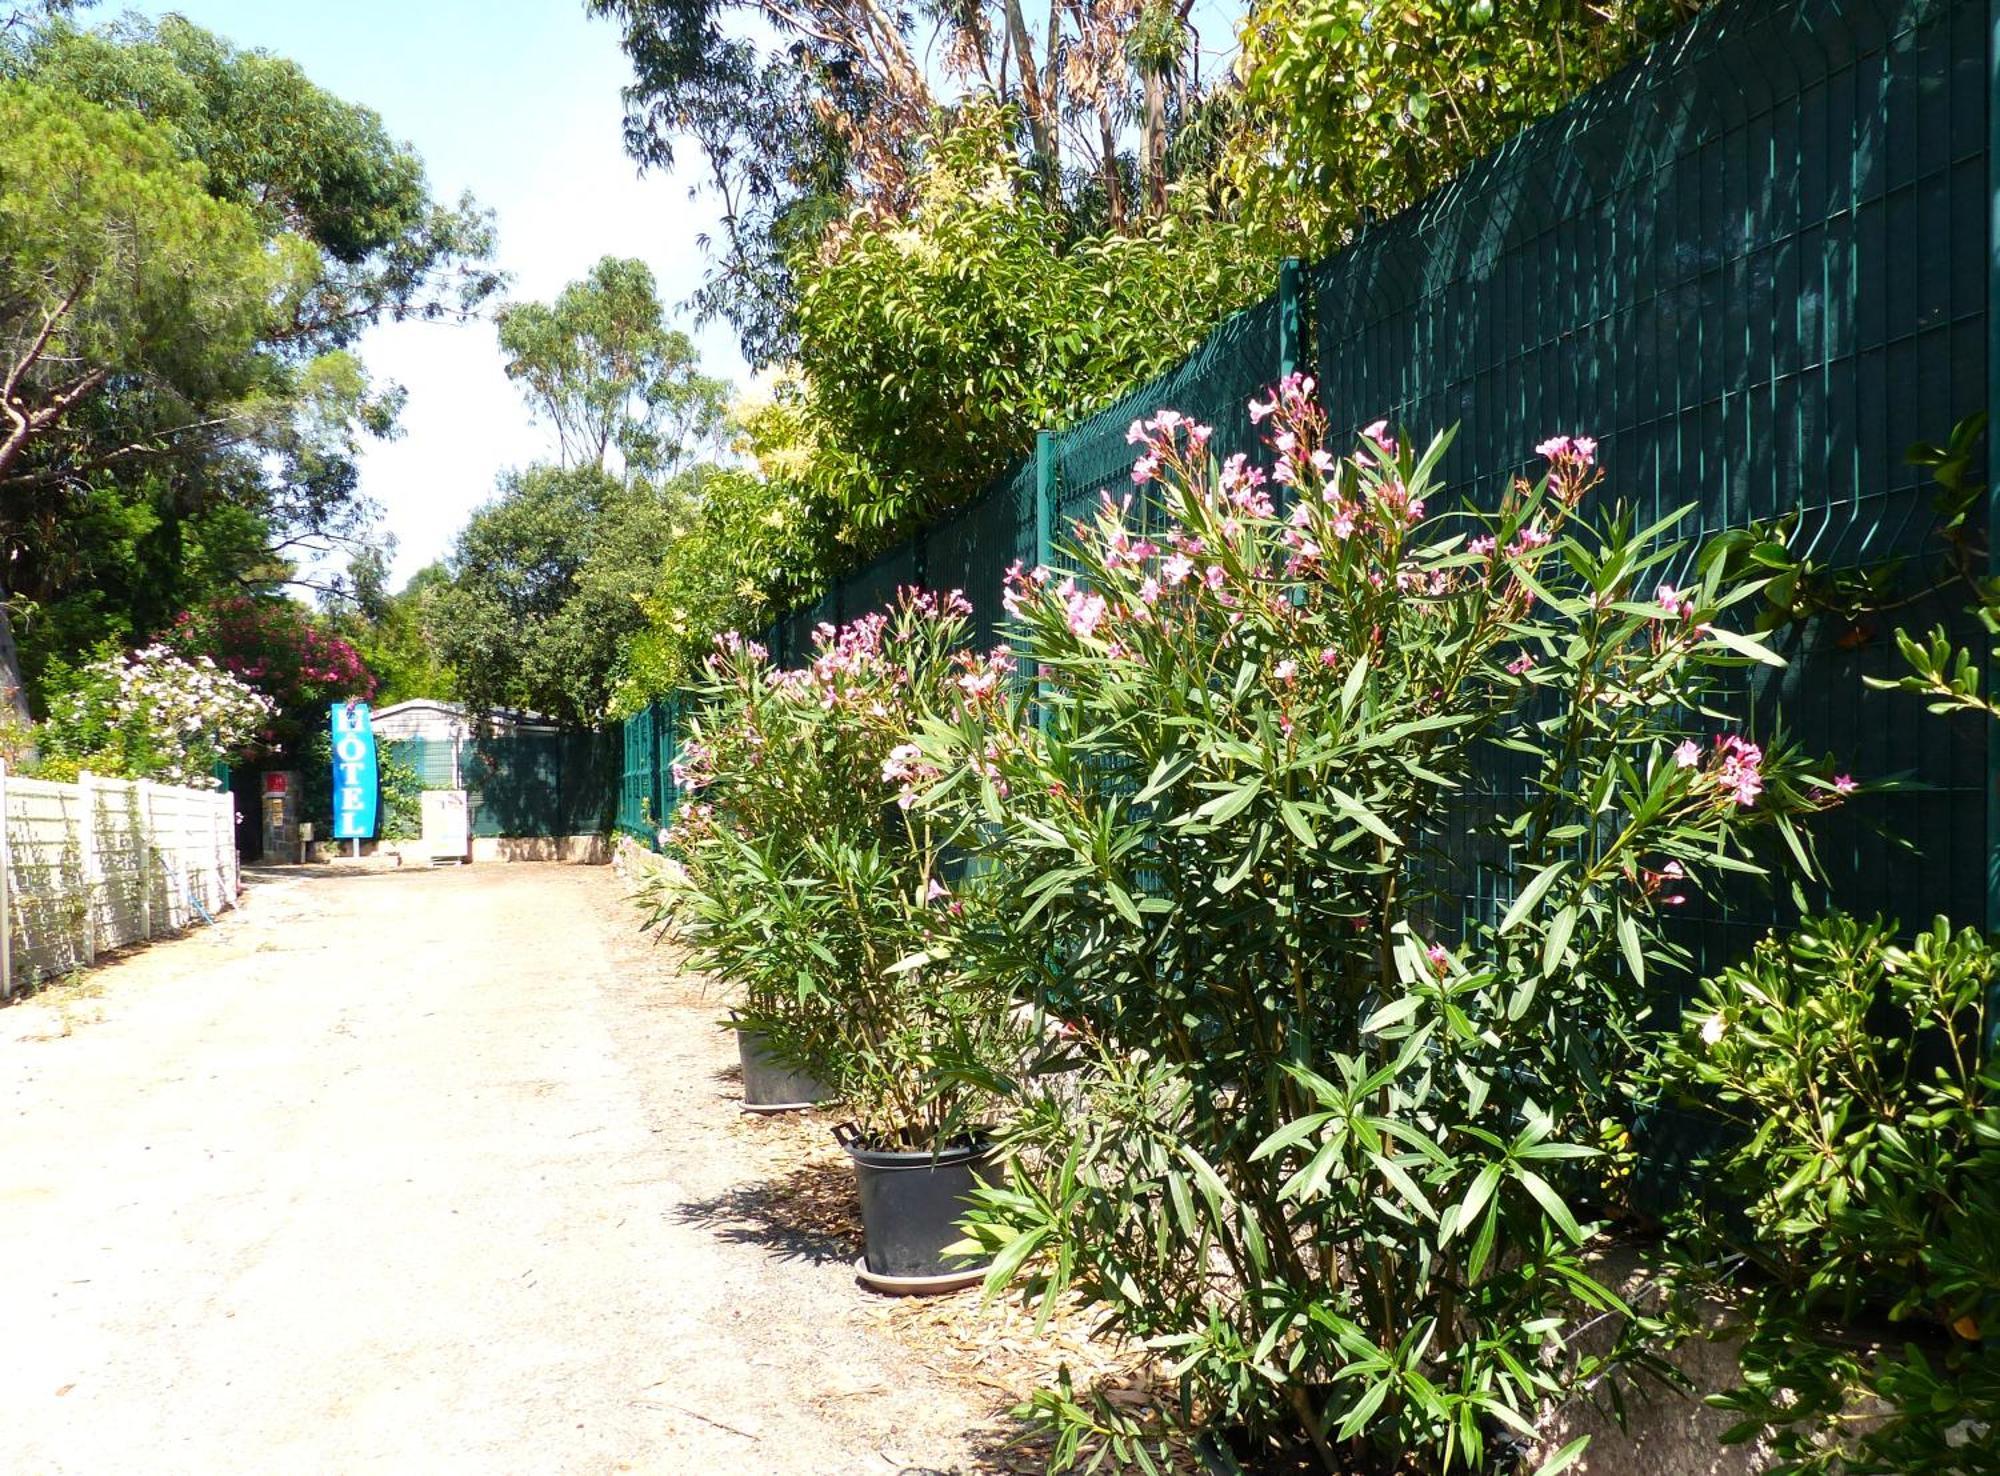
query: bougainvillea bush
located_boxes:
[169,596,376,750]
[915,378,1852,1472]
[38,644,273,787]
[637,589,1021,1148]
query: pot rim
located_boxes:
[833,1123,994,1169]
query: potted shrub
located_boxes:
[643,591,1023,1288]
[916,379,1853,1470]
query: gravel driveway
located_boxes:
[0,863,990,1475]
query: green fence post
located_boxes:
[1034,428,1056,570]
[1278,257,1303,381]
[653,700,667,838]
[1986,0,1999,1030]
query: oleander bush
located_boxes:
[913,378,1851,1472]
[637,590,1022,1149]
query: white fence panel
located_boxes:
[0,765,238,998]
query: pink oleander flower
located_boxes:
[1273,659,1298,683]
[1161,553,1194,586]
[1137,577,1161,606]
[1318,647,1339,667]
[1674,739,1700,768]
[1248,395,1278,424]
[1132,453,1159,485]
[1361,419,1396,455]
[1064,586,1107,639]
[1713,734,1765,808]
[1507,652,1536,675]
[1833,773,1857,795]
[1655,583,1695,619]
[1203,565,1226,591]
[924,877,949,903]
[1426,943,1450,975]
[1468,535,1496,557]
[882,742,922,784]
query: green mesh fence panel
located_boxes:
[460,731,618,838]
[618,703,660,838]
[1302,0,1988,1202]
[616,0,1995,1021]
[924,456,1038,649]
[1310,0,1987,942]
[1054,291,1289,554]
[384,737,459,790]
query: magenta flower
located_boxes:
[1833,773,1856,795]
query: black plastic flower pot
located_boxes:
[732,1020,825,1113]
[835,1124,996,1293]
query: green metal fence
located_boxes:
[618,0,1994,972]
[390,732,619,839]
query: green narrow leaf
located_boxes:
[1540,905,1577,979]
[1531,1436,1592,1476]
[1517,1168,1587,1243]
[1702,623,1786,666]
[1499,860,1568,935]
[1616,910,1645,988]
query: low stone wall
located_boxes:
[469,834,610,865]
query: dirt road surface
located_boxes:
[0,863,994,1476]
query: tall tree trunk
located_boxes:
[1003,0,1054,189]
[1140,65,1167,214]
[1098,105,1126,230]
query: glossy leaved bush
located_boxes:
[1655,912,1999,1474]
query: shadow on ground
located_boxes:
[674,1159,863,1265]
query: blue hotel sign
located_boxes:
[330,701,379,840]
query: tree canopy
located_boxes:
[426,465,690,728]
[0,12,498,730]
[495,255,729,477]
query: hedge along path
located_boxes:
[0,862,1031,1475]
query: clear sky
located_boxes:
[123,0,749,588]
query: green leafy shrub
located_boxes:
[916,379,1846,1471]
[376,747,423,842]
[638,590,1022,1148]
[1654,912,1998,1473]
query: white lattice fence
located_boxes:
[0,766,239,997]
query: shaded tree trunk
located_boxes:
[0,581,33,729]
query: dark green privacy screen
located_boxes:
[1308,0,1989,938]
[618,0,1995,985]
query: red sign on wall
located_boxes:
[262,773,289,795]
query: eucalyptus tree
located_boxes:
[495,256,729,479]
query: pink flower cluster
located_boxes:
[1712,734,1765,808]
[1128,409,1213,485]
[671,739,716,792]
[1534,435,1598,466]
